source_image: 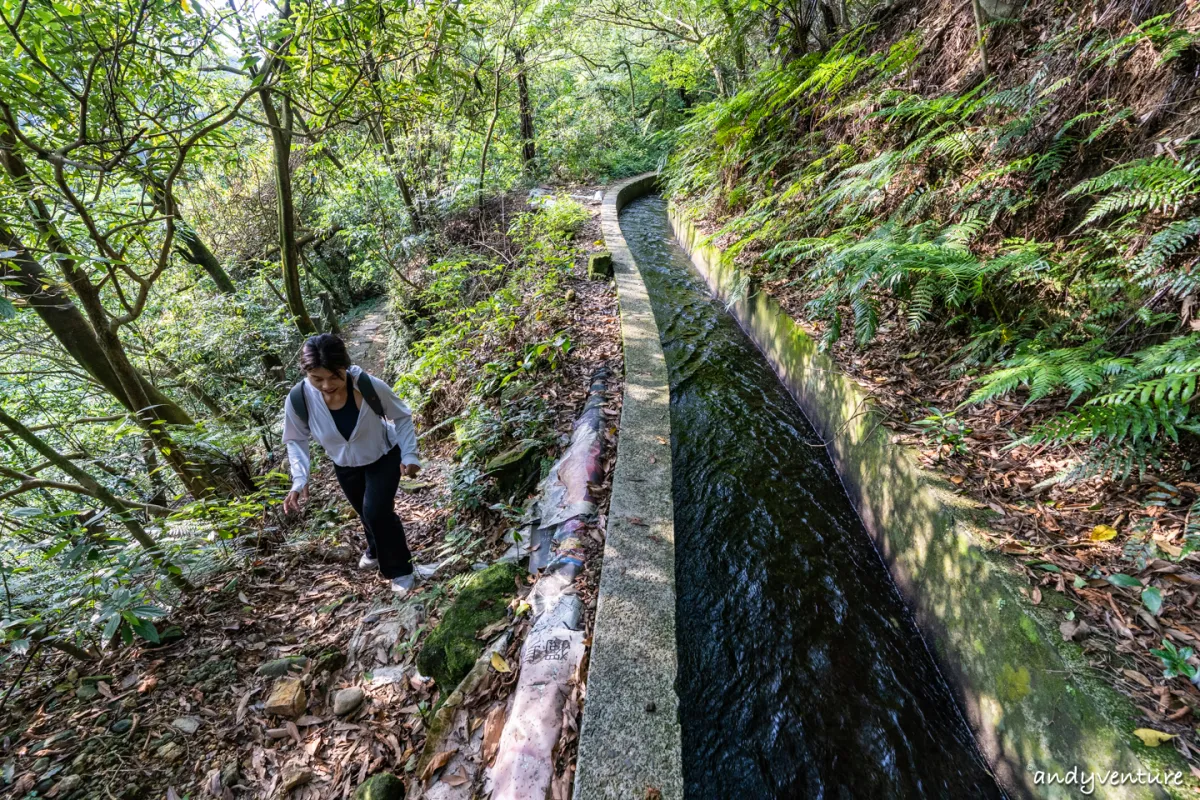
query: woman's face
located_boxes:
[306,367,347,397]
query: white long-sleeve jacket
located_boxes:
[282,365,420,492]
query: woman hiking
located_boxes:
[282,333,424,594]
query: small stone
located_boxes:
[55,775,83,796]
[172,716,201,735]
[32,756,50,773]
[279,768,313,793]
[368,665,407,687]
[156,741,184,763]
[111,718,133,734]
[264,678,306,718]
[333,687,365,716]
[353,772,406,800]
[220,761,240,787]
[35,777,54,794]
[645,700,656,713]
[255,655,308,677]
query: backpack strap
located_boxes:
[288,381,309,427]
[355,371,387,420]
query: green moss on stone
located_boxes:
[998,663,1031,703]
[417,563,520,688]
[587,251,614,279]
[353,772,405,800]
[1019,614,1040,645]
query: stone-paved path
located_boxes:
[347,305,389,374]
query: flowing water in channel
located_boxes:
[620,195,1003,799]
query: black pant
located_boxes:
[333,446,413,578]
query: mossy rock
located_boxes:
[587,251,613,279]
[353,772,405,800]
[483,440,541,501]
[417,562,520,689]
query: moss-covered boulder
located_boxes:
[417,563,521,689]
[587,251,613,279]
[353,772,405,800]
[484,441,541,501]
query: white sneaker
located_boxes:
[358,553,379,570]
[390,574,416,595]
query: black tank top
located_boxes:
[329,394,359,440]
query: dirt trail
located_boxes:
[0,199,624,800]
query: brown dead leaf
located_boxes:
[1030,588,1042,605]
[96,681,114,699]
[442,768,469,787]
[237,687,260,724]
[1123,669,1153,688]
[138,675,158,694]
[421,748,457,782]
[482,704,507,764]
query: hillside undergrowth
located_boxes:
[667,0,1200,755]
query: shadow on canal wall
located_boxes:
[665,189,1189,799]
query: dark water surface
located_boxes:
[620,196,1003,800]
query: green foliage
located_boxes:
[1151,638,1199,683]
[912,408,972,456]
[668,14,1200,488]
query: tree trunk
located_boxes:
[0,406,194,593]
[0,132,194,427]
[0,224,194,426]
[478,66,504,212]
[146,179,237,294]
[4,167,214,495]
[258,87,317,335]
[363,52,423,230]
[514,48,536,175]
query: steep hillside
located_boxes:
[668,0,1200,758]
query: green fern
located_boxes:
[1067,157,1200,228]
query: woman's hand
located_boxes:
[283,485,309,515]
[402,463,421,479]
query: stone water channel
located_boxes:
[620,195,1004,799]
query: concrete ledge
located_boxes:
[574,173,683,800]
[668,204,1190,799]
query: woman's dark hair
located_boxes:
[299,333,351,373]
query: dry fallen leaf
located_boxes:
[138,675,158,694]
[491,652,512,673]
[1123,669,1153,688]
[1090,524,1118,542]
[442,768,469,787]
[421,748,457,782]
[482,704,507,764]
[1133,728,1176,747]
